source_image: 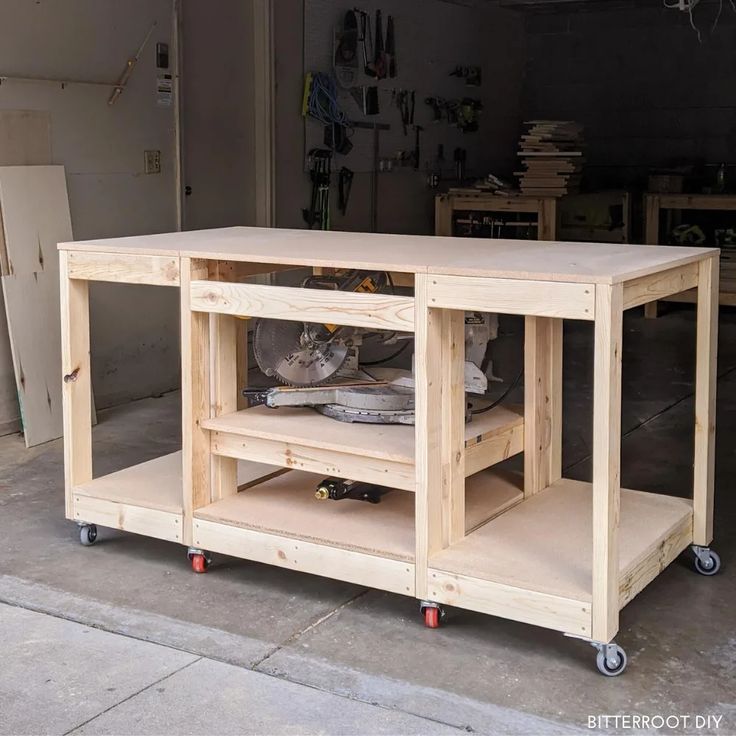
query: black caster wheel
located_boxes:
[595,644,627,677]
[693,548,721,576]
[79,524,98,546]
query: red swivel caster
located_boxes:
[187,547,211,574]
[420,602,445,629]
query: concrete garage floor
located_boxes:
[1,306,735,735]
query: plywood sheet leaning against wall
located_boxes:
[0,165,75,446]
[0,111,53,437]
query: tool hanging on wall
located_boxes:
[334,10,359,88]
[303,149,333,230]
[354,8,374,77]
[454,147,467,182]
[372,10,387,80]
[304,72,353,153]
[338,167,354,216]
[413,125,424,170]
[386,16,397,78]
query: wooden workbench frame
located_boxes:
[435,193,557,241]
[59,228,719,659]
[416,255,718,642]
[645,192,736,315]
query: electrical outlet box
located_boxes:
[144,150,161,174]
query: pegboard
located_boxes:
[304,0,496,175]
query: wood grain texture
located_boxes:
[73,494,182,544]
[66,251,180,286]
[1,166,73,446]
[60,250,92,517]
[428,275,595,320]
[524,317,563,497]
[623,263,698,310]
[428,570,591,636]
[194,518,415,596]
[592,283,623,643]
[693,256,718,545]
[181,258,211,546]
[441,310,466,546]
[414,274,442,598]
[190,280,416,332]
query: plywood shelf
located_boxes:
[74,452,184,513]
[429,477,692,604]
[203,404,523,490]
[194,468,523,563]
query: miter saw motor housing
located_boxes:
[248,270,500,425]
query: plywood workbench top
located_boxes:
[59,226,717,285]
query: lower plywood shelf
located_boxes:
[193,468,524,596]
[73,452,184,543]
[427,477,693,636]
[72,452,280,544]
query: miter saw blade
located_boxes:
[253,319,349,387]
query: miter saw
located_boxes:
[246,269,498,425]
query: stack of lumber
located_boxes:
[516,121,584,197]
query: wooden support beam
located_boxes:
[66,252,180,286]
[693,255,718,545]
[428,275,594,320]
[414,274,443,597]
[211,313,238,502]
[60,251,93,518]
[190,281,415,332]
[622,263,699,311]
[644,194,661,319]
[435,195,453,236]
[442,310,466,546]
[181,258,211,546]
[591,283,623,643]
[538,198,558,241]
[524,317,563,497]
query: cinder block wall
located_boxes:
[522,2,736,190]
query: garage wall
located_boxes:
[275,0,526,234]
[522,3,736,189]
[0,0,180,430]
[180,0,257,230]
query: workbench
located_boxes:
[435,191,558,240]
[59,228,721,676]
[645,192,736,315]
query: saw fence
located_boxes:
[59,228,720,674]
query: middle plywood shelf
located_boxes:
[202,404,524,492]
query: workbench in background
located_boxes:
[645,192,736,316]
[436,189,631,244]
